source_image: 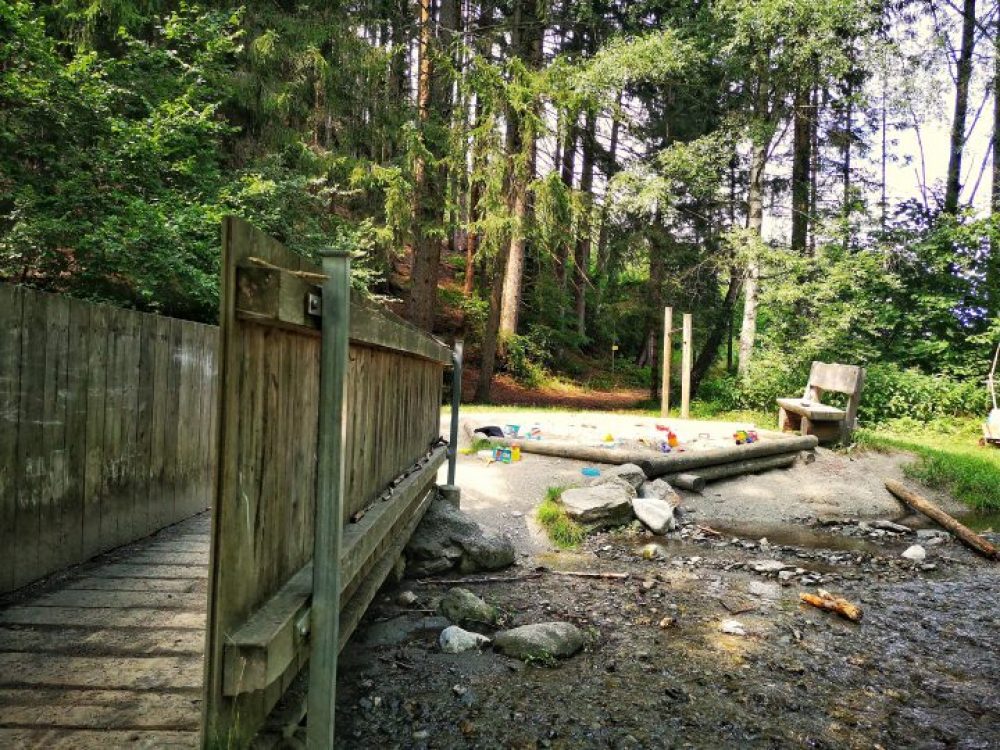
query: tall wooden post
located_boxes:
[660,307,672,417]
[681,313,692,420]
[447,340,463,485]
[307,247,351,749]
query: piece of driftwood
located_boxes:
[550,570,630,580]
[418,573,544,585]
[800,590,863,622]
[885,480,998,560]
[417,568,631,586]
[695,524,723,537]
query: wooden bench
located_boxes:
[777,361,865,445]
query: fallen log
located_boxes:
[670,473,706,492]
[884,480,998,560]
[800,590,863,622]
[494,439,655,471]
[643,435,817,478]
[500,434,818,478]
[666,453,797,485]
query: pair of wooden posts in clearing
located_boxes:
[659,307,693,420]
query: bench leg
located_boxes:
[778,407,801,433]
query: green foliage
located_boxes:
[699,361,987,426]
[499,332,550,387]
[857,420,1000,510]
[536,487,586,549]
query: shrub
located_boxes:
[697,361,987,426]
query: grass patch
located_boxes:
[536,486,586,549]
[459,436,500,455]
[856,417,1000,510]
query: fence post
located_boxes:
[681,313,692,420]
[307,247,351,749]
[447,340,463,486]
[661,307,672,417]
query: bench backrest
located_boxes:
[804,361,866,431]
[804,361,863,397]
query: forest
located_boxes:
[2,0,998,423]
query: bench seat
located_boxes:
[775,398,845,422]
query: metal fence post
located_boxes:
[447,340,463,486]
[307,248,351,749]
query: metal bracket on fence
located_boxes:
[306,291,322,318]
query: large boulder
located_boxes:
[592,463,647,490]
[561,483,635,527]
[438,587,498,627]
[493,622,586,661]
[638,479,681,508]
[632,497,676,534]
[405,494,515,578]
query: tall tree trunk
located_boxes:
[462,0,493,297]
[841,74,854,249]
[555,118,577,288]
[990,18,1000,320]
[944,0,977,215]
[498,0,541,337]
[691,268,743,395]
[790,83,811,253]
[738,140,767,377]
[574,110,596,337]
[647,231,665,402]
[408,0,458,330]
[809,84,820,255]
[475,245,509,402]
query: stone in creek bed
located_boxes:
[493,622,586,661]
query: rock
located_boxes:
[511,510,524,518]
[638,479,681,508]
[396,590,418,607]
[493,622,585,661]
[438,587,498,627]
[640,543,665,560]
[561,483,635,527]
[778,570,796,583]
[360,615,451,647]
[901,544,926,562]
[916,529,948,540]
[632,497,677,534]
[720,620,746,636]
[405,494,515,577]
[873,519,912,533]
[439,625,491,653]
[658,616,676,629]
[594,463,647,490]
[750,559,791,574]
[747,581,780,598]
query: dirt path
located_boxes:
[341,418,1000,749]
[0,514,208,749]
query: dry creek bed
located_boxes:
[334,509,1000,750]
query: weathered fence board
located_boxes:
[204,218,452,747]
[0,285,219,594]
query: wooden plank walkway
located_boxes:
[0,514,209,749]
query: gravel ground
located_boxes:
[333,414,1000,749]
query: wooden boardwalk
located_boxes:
[0,514,209,748]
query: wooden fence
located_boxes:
[0,284,217,594]
[203,218,452,746]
